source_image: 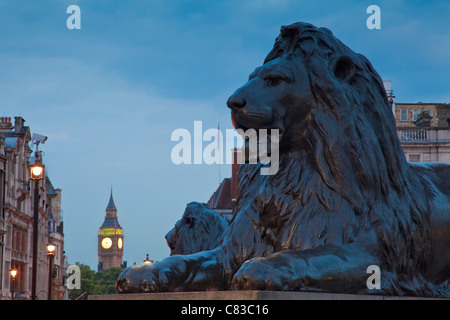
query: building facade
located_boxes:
[98,190,124,271]
[397,126,450,163]
[384,81,450,164]
[395,103,450,128]
[0,117,65,300]
[394,103,450,164]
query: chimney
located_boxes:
[14,116,25,134]
[0,117,13,130]
[383,80,396,115]
[383,80,392,97]
[231,148,241,209]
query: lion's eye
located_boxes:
[266,76,283,86]
[185,217,194,227]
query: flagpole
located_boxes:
[218,122,221,185]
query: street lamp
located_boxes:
[46,243,56,300]
[29,151,45,300]
[143,254,153,264]
[29,151,45,180]
[10,269,17,300]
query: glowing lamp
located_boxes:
[143,254,153,264]
[10,269,17,279]
[46,243,56,256]
[30,160,45,180]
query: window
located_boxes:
[412,109,420,121]
[409,154,420,162]
[400,109,408,121]
[428,109,433,117]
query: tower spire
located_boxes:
[106,187,117,211]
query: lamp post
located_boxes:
[46,243,56,300]
[29,152,45,300]
[10,269,17,300]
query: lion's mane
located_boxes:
[234,22,434,296]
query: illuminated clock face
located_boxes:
[118,238,123,249]
[101,237,112,249]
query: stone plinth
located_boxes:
[88,290,442,300]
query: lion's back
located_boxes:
[409,162,450,224]
[410,162,450,203]
[409,162,450,283]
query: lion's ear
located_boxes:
[333,55,355,82]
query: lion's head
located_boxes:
[165,202,228,255]
[228,23,396,155]
[229,22,431,286]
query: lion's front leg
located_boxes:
[231,245,380,293]
[116,249,228,293]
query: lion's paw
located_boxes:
[231,258,285,291]
[115,263,159,293]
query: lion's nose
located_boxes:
[227,92,246,111]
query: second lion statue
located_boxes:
[165,202,228,256]
[116,22,450,297]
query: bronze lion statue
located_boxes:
[165,202,228,255]
[117,22,450,297]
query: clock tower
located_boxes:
[98,189,124,271]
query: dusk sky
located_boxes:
[1,0,449,269]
